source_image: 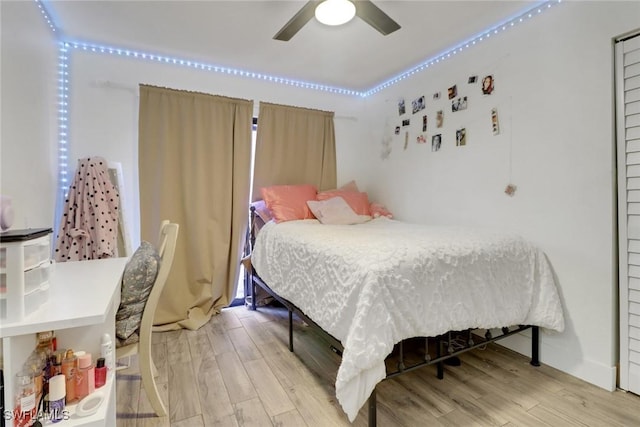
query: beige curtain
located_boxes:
[252,101,337,199]
[138,85,253,330]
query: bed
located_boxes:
[248,209,565,425]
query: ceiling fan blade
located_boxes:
[354,0,401,36]
[273,0,320,41]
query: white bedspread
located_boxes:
[251,218,565,422]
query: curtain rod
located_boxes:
[91,80,358,121]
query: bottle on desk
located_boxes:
[13,371,35,427]
[75,353,95,400]
[61,349,76,403]
[47,374,66,423]
[94,358,107,389]
[101,334,114,373]
[49,350,63,377]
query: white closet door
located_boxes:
[618,32,640,395]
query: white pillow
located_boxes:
[307,197,369,225]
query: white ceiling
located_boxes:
[47,1,538,91]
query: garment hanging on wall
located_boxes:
[54,157,120,261]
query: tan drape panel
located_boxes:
[252,101,337,199]
[138,85,253,331]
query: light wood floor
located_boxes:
[116,304,640,426]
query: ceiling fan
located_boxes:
[273,0,401,41]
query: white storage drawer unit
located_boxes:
[1,257,127,427]
[0,228,53,321]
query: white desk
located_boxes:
[1,257,127,426]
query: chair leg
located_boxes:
[139,344,167,417]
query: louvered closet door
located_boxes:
[618,32,640,395]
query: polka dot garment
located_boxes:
[54,157,120,262]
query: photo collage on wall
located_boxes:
[389,73,498,157]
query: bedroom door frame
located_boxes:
[616,29,640,396]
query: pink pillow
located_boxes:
[317,190,371,216]
[370,202,393,219]
[261,184,318,223]
[339,180,359,192]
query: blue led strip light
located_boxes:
[363,0,562,97]
[32,0,562,227]
[35,0,563,102]
[57,42,70,193]
[34,0,59,35]
[66,41,364,97]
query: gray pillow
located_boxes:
[115,241,160,341]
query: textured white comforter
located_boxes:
[251,218,565,422]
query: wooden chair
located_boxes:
[116,220,179,417]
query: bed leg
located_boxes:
[251,279,257,311]
[288,309,294,352]
[436,338,444,380]
[530,326,540,367]
[368,388,377,427]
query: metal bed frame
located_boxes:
[246,206,541,427]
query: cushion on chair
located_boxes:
[115,241,161,341]
[116,332,140,348]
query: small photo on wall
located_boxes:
[394,126,400,135]
[436,110,444,128]
[468,75,478,84]
[412,96,426,114]
[402,118,411,127]
[456,128,467,146]
[432,134,442,152]
[416,134,427,144]
[482,75,494,95]
[433,92,441,100]
[398,98,406,115]
[491,108,500,135]
[422,115,428,132]
[451,96,468,112]
[448,85,458,99]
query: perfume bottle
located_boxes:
[94,358,107,388]
[49,350,64,377]
[75,353,95,400]
[61,349,76,403]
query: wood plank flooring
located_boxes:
[116,305,640,426]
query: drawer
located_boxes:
[25,282,49,314]
[0,261,52,292]
[0,282,49,319]
[24,261,52,294]
[24,241,51,270]
[0,263,50,297]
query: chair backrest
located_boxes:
[139,221,179,336]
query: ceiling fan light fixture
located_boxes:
[315,0,356,26]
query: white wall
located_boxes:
[1,1,58,229]
[359,1,640,391]
[66,51,366,245]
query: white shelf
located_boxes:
[0,257,128,338]
[1,257,127,427]
[41,373,116,427]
